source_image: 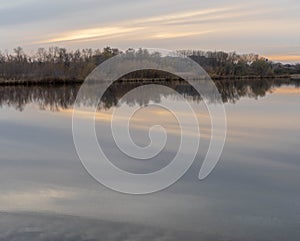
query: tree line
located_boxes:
[0,46,121,83]
[0,47,299,84]
[178,50,300,78]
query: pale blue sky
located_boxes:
[1,0,300,62]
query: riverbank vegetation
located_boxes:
[0,47,299,85]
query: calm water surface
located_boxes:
[0,79,299,241]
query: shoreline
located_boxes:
[0,75,300,86]
[0,75,296,86]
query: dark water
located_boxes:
[0,79,299,241]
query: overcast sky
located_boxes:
[1,0,300,63]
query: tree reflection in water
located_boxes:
[0,79,297,112]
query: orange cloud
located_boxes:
[268,55,300,62]
[36,27,144,44]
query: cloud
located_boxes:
[129,7,231,26]
[31,2,286,47]
[152,30,214,39]
[267,55,300,63]
[36,27,144,44]
[34,6,231,44]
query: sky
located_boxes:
[0,0,300,63]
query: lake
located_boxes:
[0,79,299,241]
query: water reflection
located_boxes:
[0,79,297,111]
[0,79,300,240]
[0,212,199,241]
